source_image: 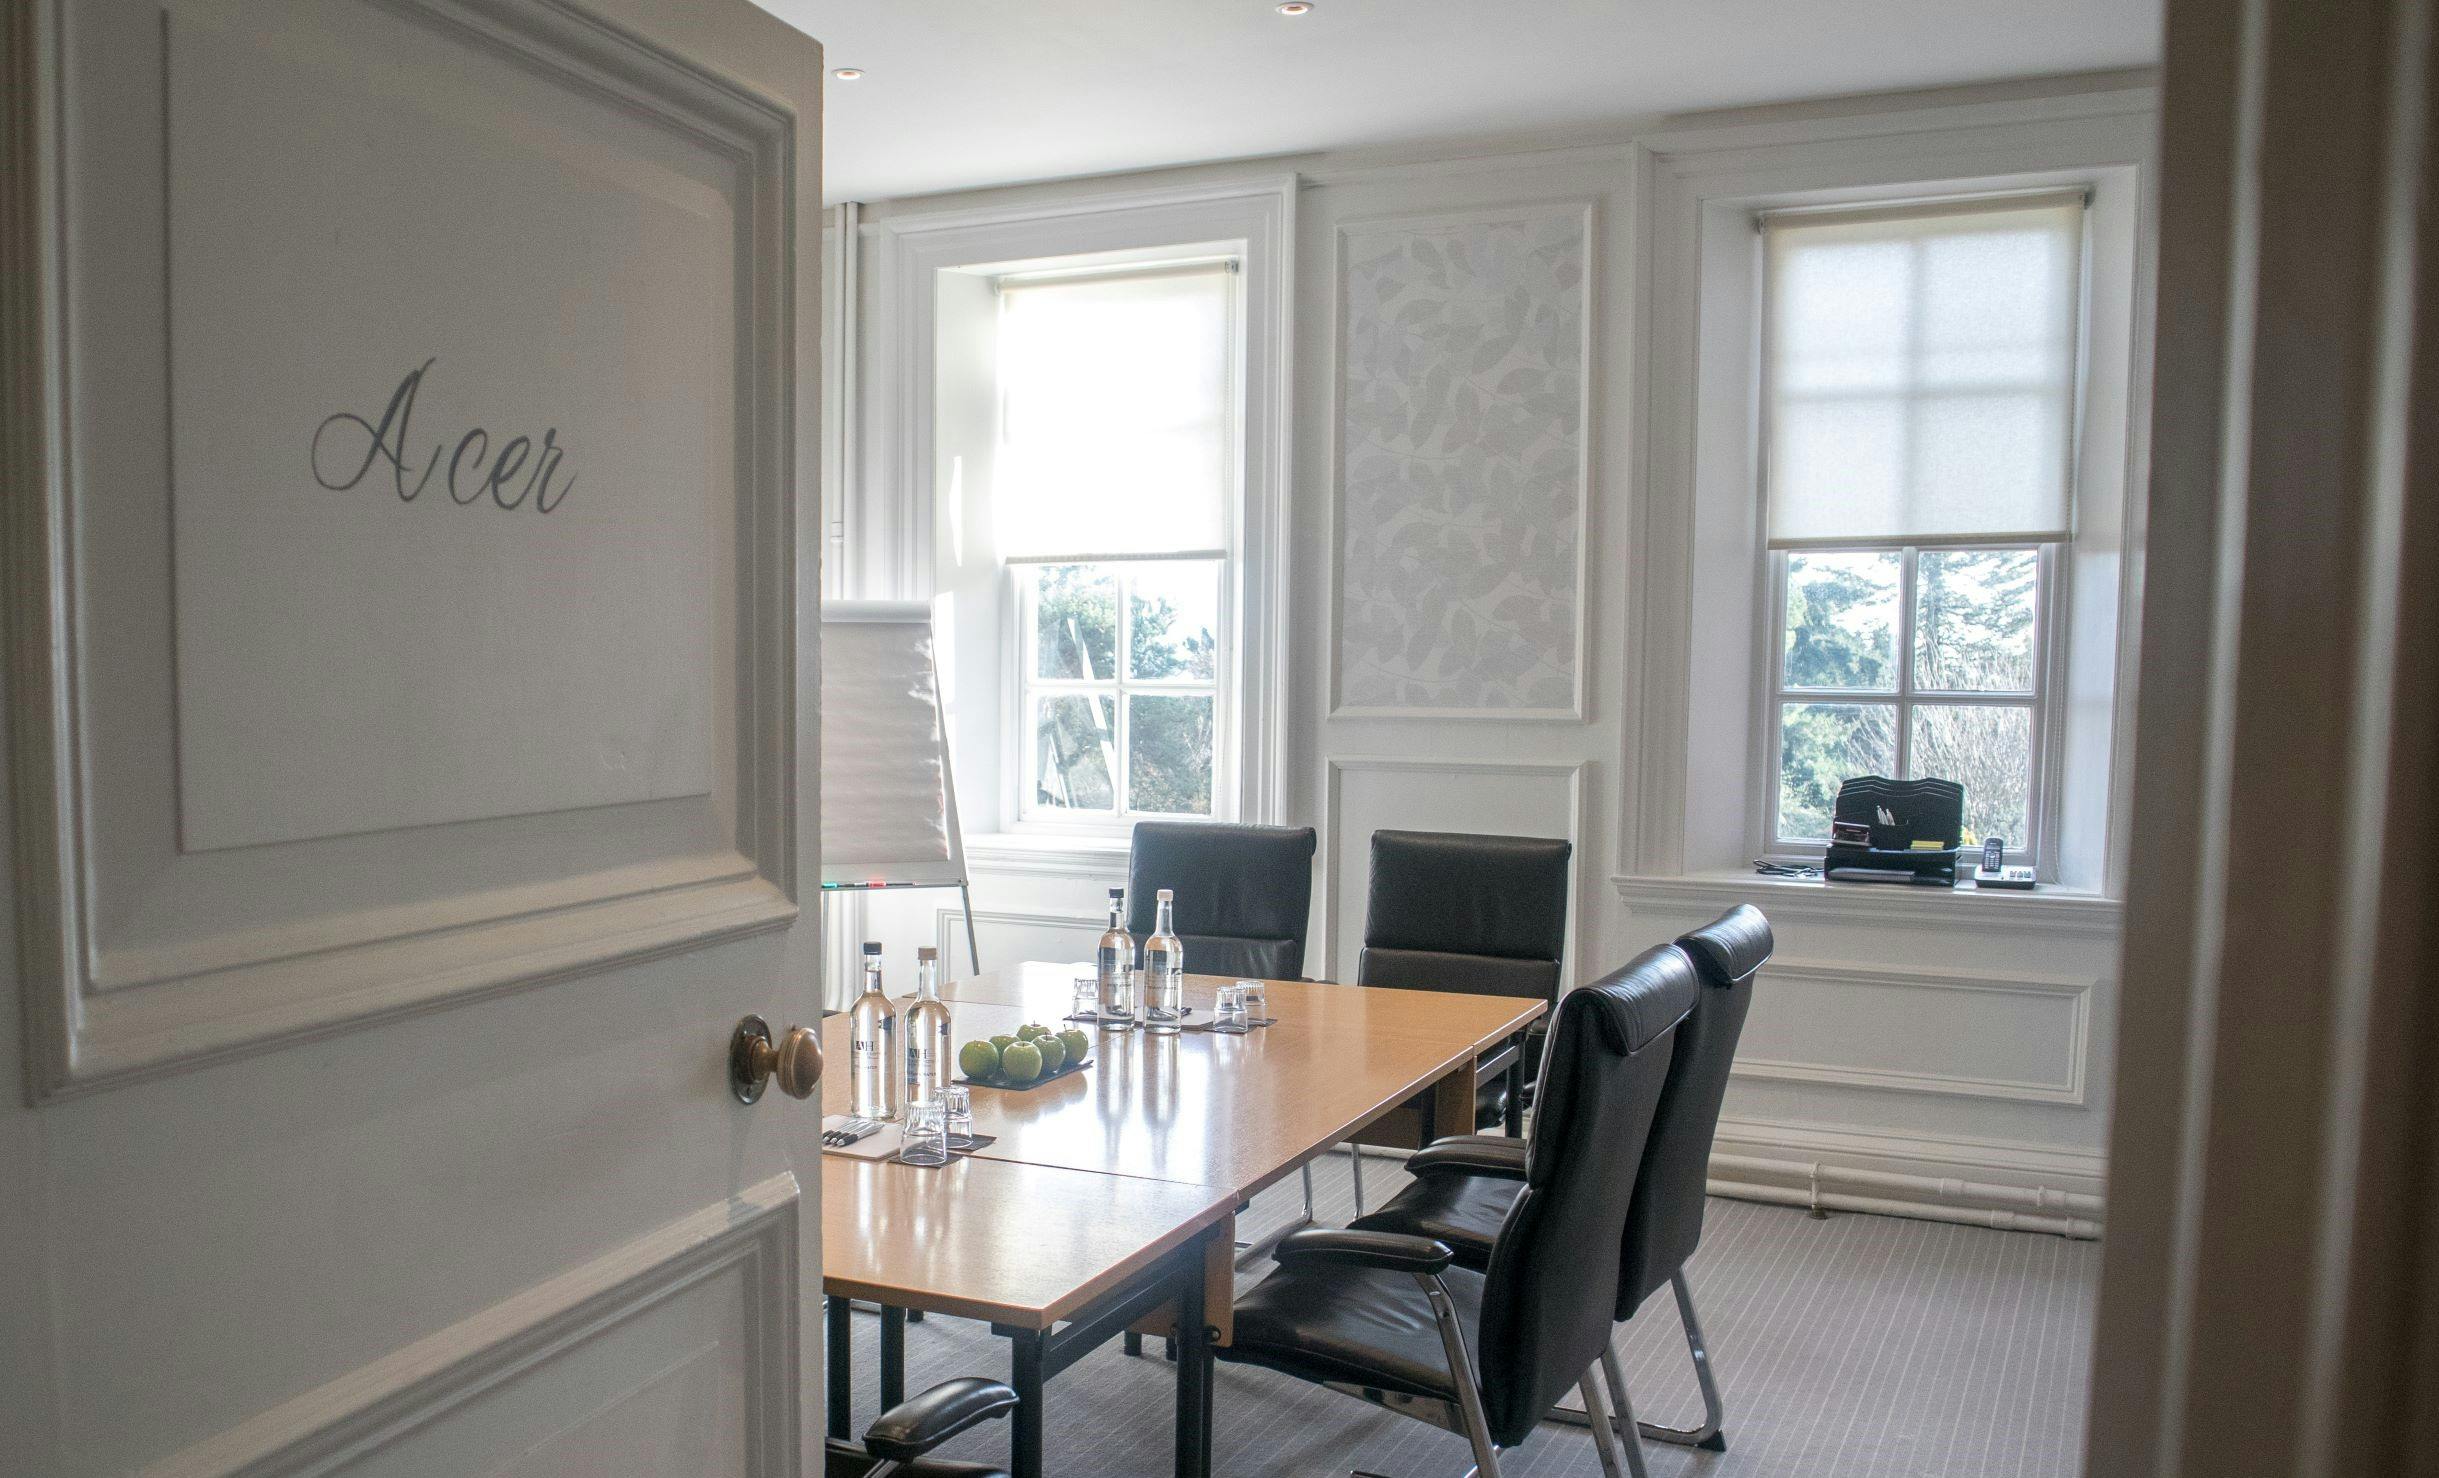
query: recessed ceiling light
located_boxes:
[1276,2,1314,14]
[832,67,864,80]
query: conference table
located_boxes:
[818,961,1546,1478]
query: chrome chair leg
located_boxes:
[1593,1348,1653,1478]
[1417,1273,1503,1478]
[1348,1142,1367,1216]
[1304,1161,1318,1220]
[1578,1371,1625,1478]
[1636,1271,1726,1450]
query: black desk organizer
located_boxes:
[1822,776,1966,886]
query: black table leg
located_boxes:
[1174,1240,1212,1478]
[1009,1327,1045,1478]
[825,1295,852,1440]
[1504,1031,1528,1135]
[880,1304,906,1413]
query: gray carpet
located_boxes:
[838,1149,2098,1476]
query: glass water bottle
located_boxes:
[847,942,898,1120]
[903,945,952,1108]
[1143,888,1185,1034]
[1095,886,1135,1029]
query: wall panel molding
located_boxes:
[1327,198,1596,721]
[1731,956,2095,1105]
[146,1175,801,1478]
[931,906,1102,978]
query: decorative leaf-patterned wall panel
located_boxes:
[1335,203,1590,716]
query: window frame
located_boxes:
[993,255,1247,835]
[1013,553,1234,827]
[1760,539,2060,866]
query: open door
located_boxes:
[0,1,829,1472]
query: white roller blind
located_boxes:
[1764,197,2084,546]
[994,264,1233,560]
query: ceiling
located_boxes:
[754,0,2159,205]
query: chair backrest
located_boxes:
[1125,821,1318,980]
[1355,830,1571,1001]
[1613,904,1772,1316]
[1474,944,1697,1447]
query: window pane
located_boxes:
[1032,694,1115,812]
[1128,561,1220,682]
[1127,693,1214,816]
[1783,551,1900,691]
[1909,703,2033,848]
[1032,565,1118,681]
[1778,702,1897,840]
[1915,549,2037,691]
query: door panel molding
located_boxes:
[145,1174,801,1478]
[6,0,801,1100]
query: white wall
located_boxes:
[835,71,2154,1236]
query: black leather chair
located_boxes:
[1219,944,1699,1478]
[1360,829,1572,1132]
[824,1377,1019,1477]
[1125,820,1318,979]
[1347,905,1773,1455]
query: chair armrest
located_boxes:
[1406,1134,1529,1180]
[1273,1227,1454,1276]
[862,1377,1021,1461]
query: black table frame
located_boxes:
[826,1228,1219,1478]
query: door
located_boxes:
[0,1,829,1473]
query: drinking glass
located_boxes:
[899,1100,949,1167]
[1214,984,1251,1034]
[943,1085,976,1151]
[1072,974,1099,1022]
[1236,977,1266,1019]
[1143,967,1183,1035]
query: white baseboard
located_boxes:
[1709,1113,2105,1239]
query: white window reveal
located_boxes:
[1758,195,2084,864]
[996,261,1239,824]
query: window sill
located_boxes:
[1610,869,2123,937]
[966,831,1130,878]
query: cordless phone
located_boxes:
[1974,836,2036,890]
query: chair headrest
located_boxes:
[1363,830,1571,960]
[1675,905,1772,986]
[1574,943,1701,1055]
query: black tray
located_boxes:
[956,1056,1092,1091]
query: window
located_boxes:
[1759,196,2083,863]
[995,262,1239,823]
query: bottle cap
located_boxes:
[862,941,882,955]
[916,946,938,960]
[1109,886,1124,898]
[1157,888,1173,901]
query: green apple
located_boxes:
[1056,1028,1091,1066]
[1034,1036,1066,1074]
[999,1040,1044,1083]
[957,1040,999,1080]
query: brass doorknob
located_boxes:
[730,1014,823,1104]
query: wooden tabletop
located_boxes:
[819,962,1543,1326]
[820,1154,1234,1330]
